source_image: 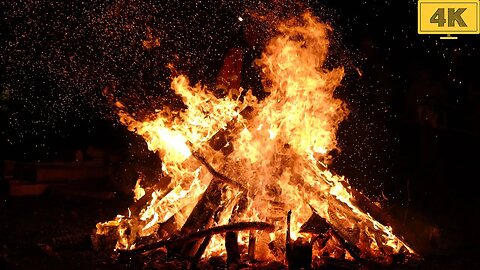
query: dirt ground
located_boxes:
[0,193,132,270]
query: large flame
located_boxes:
[96,12,416,263]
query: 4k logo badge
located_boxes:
[418,0,480,35]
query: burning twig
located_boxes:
[117,222,275,257]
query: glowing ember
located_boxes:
[96,11,417,265]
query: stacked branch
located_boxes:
[117,222,275,257]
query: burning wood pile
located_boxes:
[94,12,420,269]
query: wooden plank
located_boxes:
[177,179,227,257]
[117,222,275,258]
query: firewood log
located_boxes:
[117,222,275,258]
[225,231,240,268]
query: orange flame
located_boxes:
[133,176,146,202]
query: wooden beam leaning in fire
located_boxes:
[126,151,245,227]
[303,183,416,265]
[316,162,394,230]
[143,107,254,251]
[339,181,394,232]
[264,146,416,264]
[184,106,274,261]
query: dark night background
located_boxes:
[1,0,479,269]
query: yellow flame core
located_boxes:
[256,13,346,158]
[97,12,416,262]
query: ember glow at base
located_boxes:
[95,12,418,266]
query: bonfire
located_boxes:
[94,12,420,268]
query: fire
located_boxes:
[133,176,146,202]
[96,11,417,264]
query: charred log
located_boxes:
[247,230,256,261]
[340,181,394,228]
[287,238,313,270]
[300,213,331,235]
[225,231,240,268]
[191,234,213,269]
[286,210,313,269]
